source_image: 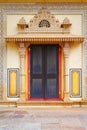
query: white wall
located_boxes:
[55,15,82,35]
[7,42,20,68]
[7,14,82,35]
[7,15,34,35]
[69,42,82,68]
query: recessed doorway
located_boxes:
[30,45,59,99]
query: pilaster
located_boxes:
[19,43,26,101]
[63,43,70,101]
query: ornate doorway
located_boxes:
[5,8,84,102]
[30,45,59,99]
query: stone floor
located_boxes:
[0,106,87,130]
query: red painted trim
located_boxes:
[59,47,62,100]
[61,49,63,100]
[28,47,30,100]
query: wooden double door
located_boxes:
[30,45,59,99]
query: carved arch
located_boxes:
[39,19,50,28]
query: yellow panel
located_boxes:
[10,71,17,96]
[72,71,80,96]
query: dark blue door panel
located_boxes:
[30,45,59,98]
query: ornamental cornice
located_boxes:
[5,35,84,43]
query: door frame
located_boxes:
[28,44,62,101]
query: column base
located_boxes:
[64,92,70,102]
[0,86,7,101]
[20,91,26,102]
[82,98,87,101]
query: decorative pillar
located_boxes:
[63,43,70,101]
[19,43,26,101]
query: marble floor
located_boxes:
[0,107,87,130]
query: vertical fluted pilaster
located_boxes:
[19,43,26,101]
[63,43,70,101]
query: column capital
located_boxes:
[63,42,70,47]
[19,43,26,56]
[18,42,30,49]
[63,43,70,57]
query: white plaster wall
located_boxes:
[7,14,82,35]
[69,42,82,68]
[7,42,20,68]
[7,15,34,35]
[55,15,82,35]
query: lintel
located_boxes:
[5,34,84,43]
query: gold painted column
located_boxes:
[19,43,26,101]
[63,43,70,101]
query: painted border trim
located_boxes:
[7,68,20,98]
[69,68,82,98]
